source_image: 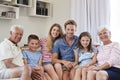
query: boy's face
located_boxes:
[28,39,39,52]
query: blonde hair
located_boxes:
[46,23,63,51]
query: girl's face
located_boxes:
[98,29,111,43]
[51,26,60,38]
[80,36,90,48]
[28,39,39,52]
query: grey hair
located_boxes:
[97,25,111,34]
[10,25,24,32]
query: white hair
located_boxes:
[10,25,24,32]
[97,25,111,34]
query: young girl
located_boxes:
[40,23,63,80]
[73,32,98,80]
[22,34,45,80]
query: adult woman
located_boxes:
[40,23,63,80]
[87,26,120,80]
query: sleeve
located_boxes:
[39,38,47,47]
[22,51,27,59]
[107,43,120,67]
[39,52,42,60]
[92,46,98,54]
[52,40,60,54]
[74,48,79,54]
[0,43,13,61]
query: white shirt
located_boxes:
[0,39,24,71]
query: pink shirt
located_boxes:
[40,38,52,62]
[97,42,120,68]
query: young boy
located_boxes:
[22,34,43,80]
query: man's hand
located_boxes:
[62,60,73,70]
[31,66,43,80]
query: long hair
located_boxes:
[77,32,93,52]
[46,23,63,51]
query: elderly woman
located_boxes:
[87,26,120,80]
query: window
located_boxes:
[110,0,120,42]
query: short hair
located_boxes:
[97,25,111,34]
[10,25,24,32]
[28,34,39,43]
[64,20,77,29]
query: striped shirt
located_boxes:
[40,38,52,62]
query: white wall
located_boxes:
[0,0,70,46]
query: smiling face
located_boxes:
[51,26,60,39]
[65,24,76,38]
[10,27,23,44]
[98,28,111,43]
[80,36,90,49]
[28,39,39,52]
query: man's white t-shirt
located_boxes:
[0,39,24,72]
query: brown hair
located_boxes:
[64,20,77,29]
[77,32,93,52]
[28,34,39,43]
[46,23,63,51]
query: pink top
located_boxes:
[40,38,52,62]
[97,42,120,68]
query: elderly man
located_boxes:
[0,25,30,80]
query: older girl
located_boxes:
[40,23,63,80]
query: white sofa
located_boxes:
[0,78,20,80]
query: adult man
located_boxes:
[52,20,78,80]
[0,25,30,80]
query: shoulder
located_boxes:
[40,38,47,43]
[92,45,98,53]
[112,42,120,47]
[111,42,120,51]
[22,50,30,54]
[74,35,78,39]
[35,51,42,57]
[54,37,63,44]
[0,39,13,49]
[73,35,78,43]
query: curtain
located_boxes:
[70,0,110,42]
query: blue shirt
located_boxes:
[52,35,78,62]
[74,46,98,66]
[22,50,42,67]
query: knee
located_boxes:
[54,63,62,69]
[76,68,82,74]
[82,68,87,72]
[96,71,108,80]
[96,71,102,77]
[87,70,96,80]
[87,70,94,76]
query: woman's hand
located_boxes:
[88,66,101,71]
